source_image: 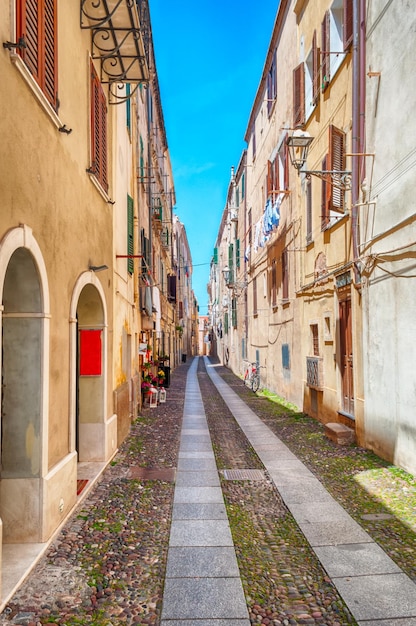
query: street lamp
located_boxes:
[286,130,352,190]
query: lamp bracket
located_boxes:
[304,170,352,191]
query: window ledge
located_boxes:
[87,172,112,203]
[10,53,62,129]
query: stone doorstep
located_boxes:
[324,422,356,445]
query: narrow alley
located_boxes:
[1,357,415,626]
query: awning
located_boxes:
[80,0,149,85]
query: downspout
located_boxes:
[351,0,361,283]
[359,0,366,182]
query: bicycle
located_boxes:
[243,361,260,392]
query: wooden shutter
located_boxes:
[293,63,305,128]
[90,62,108,192]
[282,249,289,300]
[127,195,134,274]
[271,259,277,307]
[312,30,319,104]
[344,0,353,50]
[253,276,258,315]
[231,298,237,328]
[267,160,273,197]
[328,125,346,212]
[236,239,240,269]
[321,154,330,229]
[17,0,58,109]
[228,243,234,283]
[306,179,312,243]
[321,11,330,91]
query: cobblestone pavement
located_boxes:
[1,356,415,626]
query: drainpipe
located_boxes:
[351,0,361,283]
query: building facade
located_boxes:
[209,0,416,476]
[0,0,193,601]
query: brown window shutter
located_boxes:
[43,0,57,107]
[293,63,305,128]
[321,11,330,91]
[282,249,289,300]
[17,0,57,109]
[90,62,108,193]
[328,125,345,212]
[312,30,319,104]
[321,154,330,229]
[344,0,353,50]
[267,160,273,197]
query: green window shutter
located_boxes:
[236,239,240,269]
[213,247,218,264]
[127,195,134,274]
[228,243,234,283]
[232,297,237,328]
[224,312,229,334]
[241,173,245,199]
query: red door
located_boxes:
[339,298,354,415]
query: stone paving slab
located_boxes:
[314,542,403,577]
[277,482,336,504]
[358,617,416,626]
[288,500,358,523]
[161,578,249,621]
[165,546,241,577]
[177,457,218,471]
[169,519,234,547]
[294,517,373,546]
[172,503,228,520]
[173,486,224,504]
[335,572,416,621]
[175,470,220,487]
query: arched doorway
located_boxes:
[70,274,116,464]
[0,226,49,544]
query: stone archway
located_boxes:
[69,273,116,464]
[0,226,50,543]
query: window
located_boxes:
[90,61,108,192]
[328,124,346,212]
[305,30,320,119]
[253,276,258,316]
[252,125,257,160]
[344,0,353,50]
[236,239,240,269]
[322,0,351,90]
[224,311,229,335]
[293,62,305,128]
[321,125,346,229]
[16,0,58,109]
[311,323,319,356]
[306,179,313,243]
[271,258,277,307]
[321,155,330,230]
[127,195,134,274]
[267,141,289,199]
[282,249,289,301]
[228,243,234,284]
[231,298,237,328]
[267,52,277,115]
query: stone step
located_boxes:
[324,422,356,445]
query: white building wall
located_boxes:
[363,0,416,475]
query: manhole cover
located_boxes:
[221,469,265,481]
[127,467,176,482]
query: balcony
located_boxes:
[306,356,323,390]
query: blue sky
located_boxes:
[150,1,279,313]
